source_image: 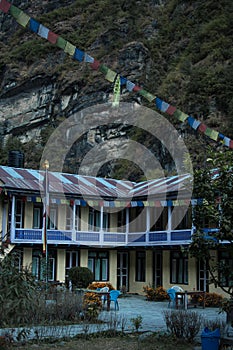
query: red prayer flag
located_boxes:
[0,0,11,13]
[230,140,233,149]
[133,85,142,92]
[48,31,58,44]
[90,60,100,70]
[198,123,207,133]
[166,105,176,115]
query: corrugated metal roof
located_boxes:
[0,165,192,199]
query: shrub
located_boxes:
[197,292,223,307]
[163,309,203,343]
[68,267,94,289]
[87,281,115,290]
[143,285,169,301]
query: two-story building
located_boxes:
[0,165,225,295]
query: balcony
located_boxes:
[12,228,193,247]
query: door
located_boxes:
[197,259,209,292]
[117,252,129,291]
[154,251,163,287]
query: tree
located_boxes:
[0,252,39,327]
[189,148,233,297]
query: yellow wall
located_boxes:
[57,249,66,282]
[80,249,88,267]
[128,250,153,294]
[109,250,117,288]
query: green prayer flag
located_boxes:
[10,5,21,19]
[99,64,108,75]
[138,89,156,102]
[56,36,67,50]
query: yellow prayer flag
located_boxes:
[105,68,117,82]
[16,11,30,27]
[64,41,76,56]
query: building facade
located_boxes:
[0,165,226,295]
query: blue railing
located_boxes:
[12,228,194,246]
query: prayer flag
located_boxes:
[64,41,76,56]
[56,36,67,50]
[166,105,176,115]
[9,5,21,19]
[173,109,188,122]
[48,31,58,44]
[223,136,230,147]
[161,101,170,112]
[112,74,121,107]
[29,18,40,33]
[73,48,84,62]
[198,123,207,133]
[120,76,127,85]
[209,129,219,141]
[133,85,142,92]
[16,11,30,27]
[155,97,162,110]
[99,64,108,75]
[126,80,135,91]
[138,89,156,102]
[38,24,49,39]
[105,68,117,82]
[0,0,11,13]
[230,140,233,149]
[84,53,94,63]
[90,59,100,70]
[218,133,225,140]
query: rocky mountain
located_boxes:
[0,0,232,179]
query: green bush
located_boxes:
[68,266,94,289]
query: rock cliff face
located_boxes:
[0,0,232,177]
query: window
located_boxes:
[88,208,100,231]
[173,206,191,230]
[88,251,109,281]
[49,208,57,229]
[33,206,42,229]
[88,208,109,231]
[219,251,233,287]
[65,251,79,278]
[170,251,188,284]
[117,209,126,232]
[136,251,146,282]
[32,250,56,281]
[8,198,24,229]
[150,207,167,231]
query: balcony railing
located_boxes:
[12,228,193,246]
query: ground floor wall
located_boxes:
[20,246,228,297]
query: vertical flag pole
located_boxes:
[43,160,49,289]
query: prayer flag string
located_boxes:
[0,0,233,149]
